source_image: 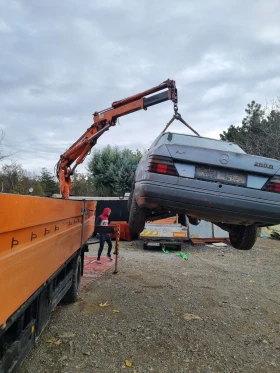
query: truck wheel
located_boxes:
[143,243,149,250]
[229,224,258,250]
[128,193,146,233]
[63,255,82,303]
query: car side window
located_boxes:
[152,134,168,147]
[149,134,165,148]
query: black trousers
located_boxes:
[97,235,112,260]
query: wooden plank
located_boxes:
[201,238,228,243]
[190,238,205,245]
[190,237,229,246]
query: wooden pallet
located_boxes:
[190,237,230,246]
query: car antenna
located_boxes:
[161,102,200,136]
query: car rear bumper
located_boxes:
[134,180,280,225]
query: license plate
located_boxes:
[147,242,160,246]
[196,166,247,185]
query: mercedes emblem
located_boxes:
[220,154,229,164]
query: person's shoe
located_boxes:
[107,254,113,261]
[96,259,101,264]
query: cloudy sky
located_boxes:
[0,0,280,175]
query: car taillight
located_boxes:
[148,156,178,176]
[263,175,280,193]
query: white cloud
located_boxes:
[259,26,280,45]
[180,54,234,85]
[0,20,11,33]
[0,0,279,177]
[202,84,240,104]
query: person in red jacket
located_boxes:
[96,207,113,264]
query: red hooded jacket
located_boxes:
[96,207,111,227]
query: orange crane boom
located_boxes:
[56,79,178,199]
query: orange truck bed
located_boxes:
[0,193,96,328]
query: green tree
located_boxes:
[220,100,280,159]
[71,173,95,196]
[87,146,142,196]
[0,163,44,195]
[40,168,59,196]
[31,183,45,196]
[0,163,26,193]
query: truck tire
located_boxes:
[143,242,149,250]
[229,224,258,251]
[63,254,82,303]
[128,193,146,233]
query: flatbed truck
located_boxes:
[0,194,96,372]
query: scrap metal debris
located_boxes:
[176,252,190,260]
[98,302,110,307]
[183,313,203,321]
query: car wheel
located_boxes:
[188,216,201,226]
[229,224,258,250]
[127,191,133,211]
[178,214,187,227]
[128,193,146,233]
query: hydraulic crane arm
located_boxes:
[56,79,178,199]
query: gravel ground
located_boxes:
[19,238,280,373]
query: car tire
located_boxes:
[127,191,133,211]
[128,193,146,233]
[188,216,201,226]
[63,254,82,303]
[178,214,187,227]
[229,224,258,251]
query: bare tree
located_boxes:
[0,129,12,161]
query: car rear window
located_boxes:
[156,133,246,153]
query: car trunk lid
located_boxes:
[165,144,280,188]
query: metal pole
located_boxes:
[80,200,86,248]
[113,224,120,274]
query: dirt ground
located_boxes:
[19,238,280,373]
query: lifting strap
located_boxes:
[161,112,200,137]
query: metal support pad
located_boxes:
[144,91,169,108]
[94,226,115,234]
